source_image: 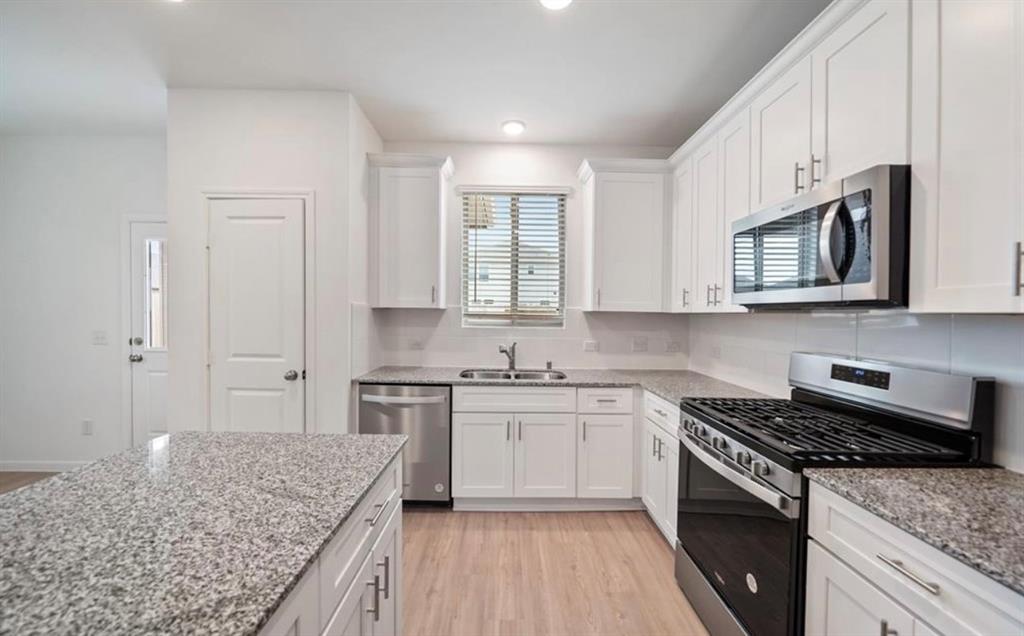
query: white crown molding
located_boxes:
[455,184,573,196]
[668,0,867,167]
[368,152,454,177]
[577,158,672,182]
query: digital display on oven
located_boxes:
[831,364,890,390]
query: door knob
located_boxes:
[129,354,144,363]
[284,369,299,381]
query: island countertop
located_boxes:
[0,431,407,636]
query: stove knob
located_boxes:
[752,461,771,478]
[735,451,752,467]
[682,419,694,433]
[712,437,728,452]
[695,425,708,439]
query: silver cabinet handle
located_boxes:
[596,398,618,404]
[656,437,664,461]
[794,162,806,193]
[653,408,667,417]
[366,574,381,621]
[366,493,393,526]
[705,284,712,306]
[431,285,436,304]
[129,353,144,363]
[1015,241,1023,296]
[713,284,722,305]
[284,369,299,381]
[506,420,510,441]
[682,288,689,307]
[811,154,822,187]
[652,435,658,457]
[582,421,587,442]
[377,555,391,600]
[880,619,897,636]
[818,200,844,284]
[518,420,522,441]
[596,288,601,308]
[876,554,940,595]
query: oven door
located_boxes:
[676,434,802,636]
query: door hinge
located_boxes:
[302,369,307,380]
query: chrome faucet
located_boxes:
[498,342,517,371]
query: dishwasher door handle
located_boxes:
[361,394,447,406]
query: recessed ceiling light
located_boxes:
[502,120,526,136]
[539,0,573,9]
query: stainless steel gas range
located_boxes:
[673,352,994,636]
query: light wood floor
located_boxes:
[0,471,56,495]
[404,509,709,636]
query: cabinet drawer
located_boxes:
[809,483,1024,636]
[318,456,400,628]
[578,388,634,414]
[644,391,680,437]
[453,386,576,413]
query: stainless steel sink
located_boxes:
[459,369,514,380]
[513,370,567,381]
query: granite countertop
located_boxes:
[805,467,1024,596]
[0,431,407,635]
[355,366,765,404]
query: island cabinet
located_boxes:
[806,483,1024,636]
[368,153,453,309]
[260,454,403,636]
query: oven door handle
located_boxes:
[681,434,799,519]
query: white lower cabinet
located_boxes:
[324,553,375,636]
[514,413,576,498]
[452,413,515,497]
[641,412,678,544]
[577,414,633,499]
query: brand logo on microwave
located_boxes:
[714,571,725,586]
[780,203,796,211]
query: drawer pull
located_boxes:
[652,408,667,417]
[377,555,391,600]
[595,398,618,403]
[366,493,393,526]
[877,554,941,596]
[880,619,897,636]
[366,574,381,621]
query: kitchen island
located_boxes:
[0,431,406,635]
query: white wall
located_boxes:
[167,89,353,434]
[688,312,1024,472]
[0,135,166,469]
[374,141,689,369]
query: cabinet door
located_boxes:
[910,0,1024,313]
[750,55,813,210]
[323,554,375,636]
[812,0,910,184]
[371,504,402,636]
[693,136,721,311]
[806,541,915,636]
[717,107,752,312]
[662,436,679,541]
[514,413,576,497]
[592,172,666,311]
[452,413,514,497]
[577,414,633,499]
[641,420,666,523]
[375,166,442,308]
[671,159,696,312]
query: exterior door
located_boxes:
[514,412,576,497]
[209,198,305,433]
[129,221,169,444]
[452,413,514,497]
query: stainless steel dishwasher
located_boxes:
[358,384,451,502]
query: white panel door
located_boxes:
[693,137,721,310]
[514,412,576,497]
[750,55,813,210]
[323,554,375,636]
[452,413,514,497]
[577,414,633,499]
[376,167,441,308]
[129,221,168,444]
[641,420,666,522]
[718,107,752,312]
[910,0,1024,313]
[371,504,401,636]
[592,172,665,311]
[671,159,695,312]
[806,541,915,636]
[209,198,305,433]
[812,0,910,184]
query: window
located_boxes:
[145,238,168,349]
[462,190,566,326]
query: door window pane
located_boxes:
[145,239,168,349]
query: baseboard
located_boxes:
[0,460,86,472]
[453,497,645,512]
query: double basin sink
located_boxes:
[459,368,567,381]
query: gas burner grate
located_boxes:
[682,398,962,463]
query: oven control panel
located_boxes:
[831,363,891,390]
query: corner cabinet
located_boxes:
[368,153,453,309]
[579,159,671,312]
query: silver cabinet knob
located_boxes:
[129,354,144,363]
[284,370,299,381]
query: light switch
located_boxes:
[583,340,599,352]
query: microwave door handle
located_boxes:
[681,434,799,519]
[818,200,844,284]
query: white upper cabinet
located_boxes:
[910,0,1024,313]
[750,55,813,211]
[811,0,910,185]
[717,107,752,312]
[693,137,722,310]
[579,159,670,312]
[368,153,453,309]
[670,157,695,312]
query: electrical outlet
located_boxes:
[583,340,599,352]
[409,339,425,351]
[666,340,684,353]
[631,336,649,353]
[81,419,94,436]
[91,330,108,346]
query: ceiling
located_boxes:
[0,0,829,145]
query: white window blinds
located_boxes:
[462,191,566,326]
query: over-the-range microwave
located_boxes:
[731,164,910,309]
